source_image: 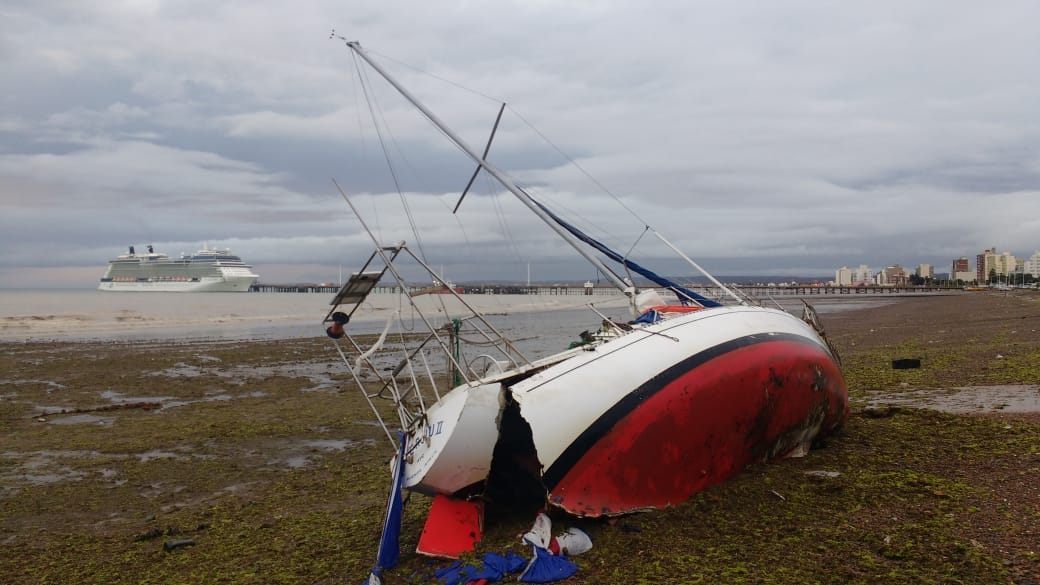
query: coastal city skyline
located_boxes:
[833,246,1040,286]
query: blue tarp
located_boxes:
[434,551,527,585]
[433,548,578,585]
[631,308,662,324]
[364,433,407,585]
[518,545,579,583]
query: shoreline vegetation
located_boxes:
[1,291,1038,584]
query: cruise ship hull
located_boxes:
[98,275,256,292]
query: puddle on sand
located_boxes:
[152,362,207,378]
[868,384,1040,413]
[47,414,113,426]
[0,379,66,392]
[160,391,265,409]
[40,389,269,411]
[267,437,377,470]
[32,388,276,425]
[300,439,358,450]
[149,360,344,393]
[99,390,175,403]
[1,434,381,491]
[301,373,338,392]
[0,447,216,489]
[353,419,386,427]
[0,450,101,487]
[138,450,186,462]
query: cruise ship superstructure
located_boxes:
[98,245,259,292]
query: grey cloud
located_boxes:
[2,1,1040,288]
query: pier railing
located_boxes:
[250,283,959,295]
[732,284,955,295]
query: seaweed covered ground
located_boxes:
[1,291,1038,584]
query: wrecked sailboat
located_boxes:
[326,40,848,548]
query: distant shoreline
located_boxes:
[0,290,940,343]
[0,292,631,343]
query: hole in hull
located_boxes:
[483,394,545,519]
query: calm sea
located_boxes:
[0,289,338,342]
[0,288,894,351]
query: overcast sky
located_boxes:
[2,1,1039,288]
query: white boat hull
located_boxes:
[402,382,501,494]
[400,305,848,516]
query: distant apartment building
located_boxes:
[976,248,1018,282]
[915,263,933,279]
[1001,253,1019,275]
[877,264,909,286]
[953,270,976,282]
[833,264,873,285]
[1025,251,1040,277]
[951,257,970,281]
[853,264,872,284]
[977,248,995,282]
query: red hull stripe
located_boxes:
[540,332,833,491]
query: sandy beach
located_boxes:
[1,290,1038,584]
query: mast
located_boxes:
[343,40,634,297]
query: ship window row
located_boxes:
[104,276,202,282]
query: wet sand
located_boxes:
[2,290,1039,584]
[824,289,1040,421]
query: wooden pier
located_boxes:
[249,283,621,295]
[250,282,958,295]
[250,283,342,293]
[733,284,954,295]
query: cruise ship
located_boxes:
[98,244,259,292]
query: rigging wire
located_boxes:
[363,78,478,283]
[356,42,667,248]
[366,49,503,104]
[505,106,652,227]
[488,178,525,270]
[347,42,723,299]
[522,185,631,255]
[350,47,495,317]
[351,48,476,316]
[352,53,429,264]
[348,50,382,242]
[361,49,551,297]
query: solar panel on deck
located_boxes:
[330,270,384,306]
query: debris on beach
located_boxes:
[428,512,591,585]
[163,539,196,552]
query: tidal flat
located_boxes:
[1,292,1038,584]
